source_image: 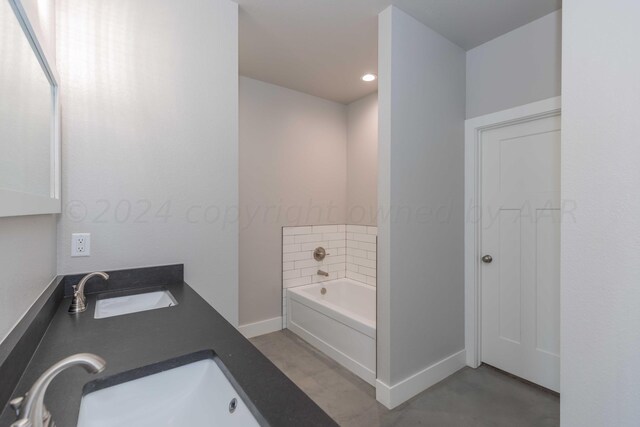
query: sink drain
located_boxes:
[229,397,238,413]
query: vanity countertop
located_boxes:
[0,280,337,426]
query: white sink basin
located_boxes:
[94,290,177,319]
[77,358,261,427]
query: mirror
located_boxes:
[0,0,60,217]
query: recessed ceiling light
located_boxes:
[361,73,377,82]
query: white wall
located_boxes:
[0,0,57,345]
[239,76,347,326]
[561,1,640,425]
[56,0,239,325]
[466,10,561,119]
[377,6,466,406]
[347,93,378,225]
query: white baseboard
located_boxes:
[238,316,282,339]
[376,349,466,409]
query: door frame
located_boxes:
[464,96,561,368]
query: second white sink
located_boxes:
[94,290,177,319]
[77,357,261,426]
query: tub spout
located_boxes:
[317,270,329,277]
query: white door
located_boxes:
[480,114,561,392]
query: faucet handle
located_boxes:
[9,396,24,417]
[8,396,39,427]
[9,400,53,427]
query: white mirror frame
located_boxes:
[0,0,61,217]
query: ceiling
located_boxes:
[238,0,561,104]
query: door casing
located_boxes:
[464,96,561,368]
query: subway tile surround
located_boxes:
[345,225,377,286]
[282,224,377,327]
[283,225,347,287]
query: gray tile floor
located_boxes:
[250,330,559,427]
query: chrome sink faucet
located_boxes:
[9,353,106,427]
[68,272,109,314]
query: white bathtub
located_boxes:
[286,278,376,385]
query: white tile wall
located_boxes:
[346,225,377,287]
[282,225,347,286]
[282,224,377,327]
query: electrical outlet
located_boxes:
[72,233,91,257]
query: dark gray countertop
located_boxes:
[0,282,336,426]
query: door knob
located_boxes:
[481,255,493,263]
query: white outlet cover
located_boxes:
[72,233,91,257]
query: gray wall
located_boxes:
[561,1,640,425]
[0,0,57,344]
[239,76,348,326]
[0,216,57,343]
[378,6,466,386]
[466,10,561,118]
[347,92,378,226]
[56,0,240,325]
